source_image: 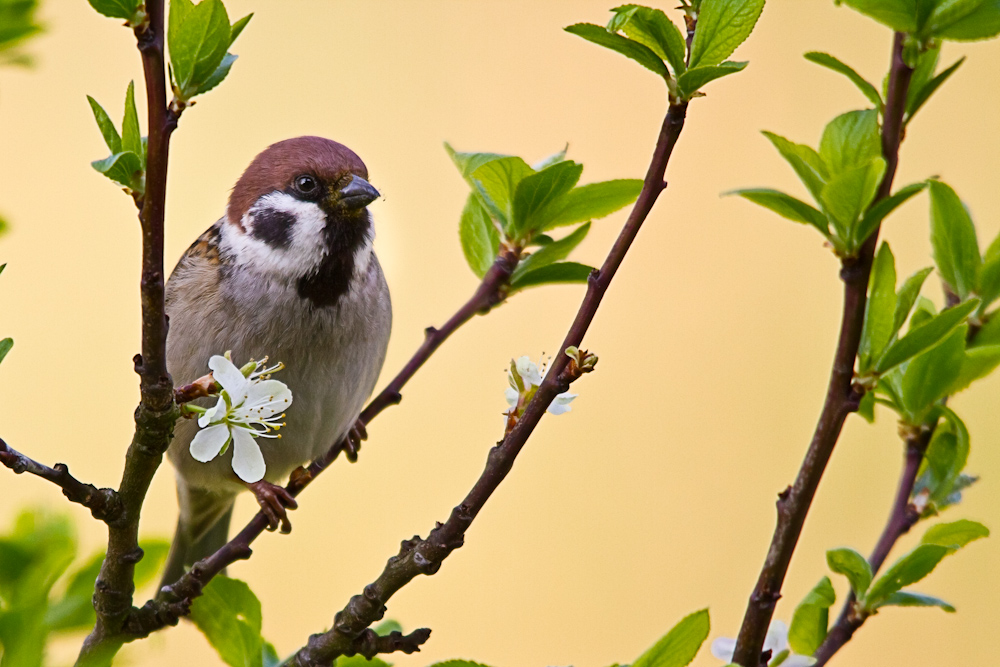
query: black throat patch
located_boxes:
[297,210,371,308]
[250,207,296,249]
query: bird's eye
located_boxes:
[294,174,318,194]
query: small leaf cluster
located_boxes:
[0,508,168,666]
[840,0,1000,47]
[565,0,763,101]
[168,0,251,103]
[789,519,988,656]
[88,81,147,195]
[87,0,146,27]
[446,144,641,294]
[0,0,43,67]
[735,110,925,257]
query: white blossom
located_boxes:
[505,355,577,418]
[710,620,815,667]
[189,355,292,483]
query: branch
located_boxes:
[79,1,184,661]
[285,101,689,667]
[730,33,915,667]
[0,437,122,522]
[126,250,518,634]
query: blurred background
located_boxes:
[1,1,998,665]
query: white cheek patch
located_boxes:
[352,218,375,281]
[222,192,329,280]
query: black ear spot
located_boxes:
[251,208,296,249]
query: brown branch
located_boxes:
[78,1,183,662]
[730,33,915,667]
[0,437,122,522]
[173,373,218,404]
[284,101,689,667]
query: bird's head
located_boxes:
[223,136,380,286]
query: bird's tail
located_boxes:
[159,483,235,595]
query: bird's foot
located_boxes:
[343,419,368,463]
[246,480,298,534]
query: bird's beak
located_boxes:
[335,175,380,210]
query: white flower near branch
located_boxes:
[188,354,292,483]
[710,620,815,667]
[504,355,577,423]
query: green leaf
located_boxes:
[866,544,951,607]
[121,80,143,169]
[169,0,232,99]
[459,194,499,278]
[855,182,927,250]
[819,110,882,177]
[229,13,253,45]
[87,0,143,21]
[336,657,392,667]
[426,662,495,667]
[87,95,122,153]
[922,0,987,35]
[874,299,978,373]
[0,338,12,365]
[900,326,966,420]
[512,160,583,238]
[976,242,1000,311]
[826,548,873,598]
[761,131,829,204]
[631,608,710,667]
[513,223,591,282]
[913,410,970,508]
[907,57,965,124]
[892,266,933,337]
[788,576,836,656]
[819,158,885,241]
[677,61,748,97]
[509,261,593,293]
[608,5,687,75]
[190,576,267,667]
[804,52,883,111]
[732,189,829,236]
[565,23,668,78]
[872,591,956,612]
[929,180,980,300]
[935,0,1000,40]
[533,145,568,171]
[839,0,920,32]
[91,151,143,190]
[196,52,238,95]
[859,242,897,373]
[974,309,1000,346]
[857,389,876,422]
[543,179,643,230]
[470,157,535,230]
[947,344,1000,394]
[921,519,990,548]
[688,0,764,69]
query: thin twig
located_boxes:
[0,437,122,522]
[730,33,915,667]
[285,101,689,666]
[78,2,183,662]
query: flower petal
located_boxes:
[209,354,248,398]
[765,620,790,653]
[190,423,231,462]
[241,379,293,418]
[515,355,542,387]
[547,392,577,415]
[231,427,266,483]
[198,395,227,427]
[710,637,737,662]
[781,655,817,667]
[505,387,519,407]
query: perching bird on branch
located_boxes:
[160,137,391,588]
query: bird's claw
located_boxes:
[344,419,368,463]
[246,480,298,533]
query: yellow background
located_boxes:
[1,1,998,665]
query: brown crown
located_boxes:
[227,136,369,226]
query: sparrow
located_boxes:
[159,136,392,587]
